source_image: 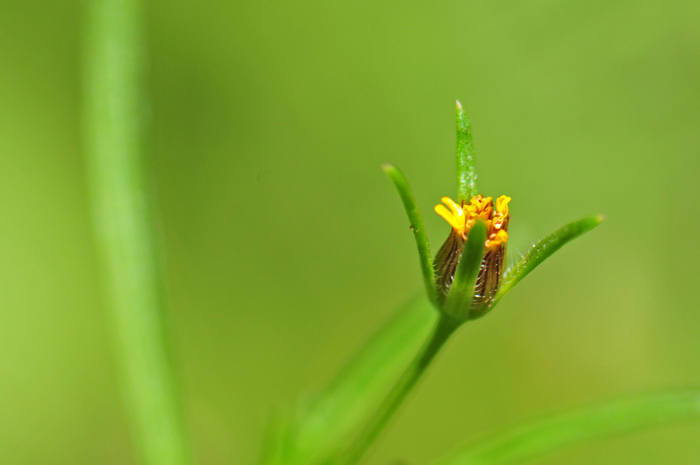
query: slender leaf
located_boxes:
[261,295,437,465]
[456,101,477,202]
[82,0,191,463]
[492,215,603,307]
[434,390,700,465]
[445,220,486,320]
[383,163,438,306]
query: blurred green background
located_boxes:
[1,0,700,463]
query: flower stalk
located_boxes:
[332,314,461,465]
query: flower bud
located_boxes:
[434,195,511,318]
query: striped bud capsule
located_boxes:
[434,195,510,317]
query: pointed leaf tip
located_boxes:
[383,165,438,307]
[492,215,604,307]
[455,102,477,202]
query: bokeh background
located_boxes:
[2,0,700,463]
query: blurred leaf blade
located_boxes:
[82,0,192,463]
[493,215,603,306]
[456,101,477,202]
[383,163,438,306]
[435,390,700,465]
[262,295,437,465]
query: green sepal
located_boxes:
[491,215,604,308]
[383,163,439,307]
[456,101,477,203]
[444,219,486,321]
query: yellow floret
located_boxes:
[486,229,508,250]
[496,195,511,216]
[435,194,511,248]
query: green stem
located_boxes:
[82,0,192,464]
[333,315,461,465]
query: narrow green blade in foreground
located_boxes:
[435,390,700,465]
[261,296,436,465]
[82,0,191,463]
[445,220,486,320]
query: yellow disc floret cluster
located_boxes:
[435,195,511,250]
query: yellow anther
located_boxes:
[492,215,505,229]
[485,229,508,250]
